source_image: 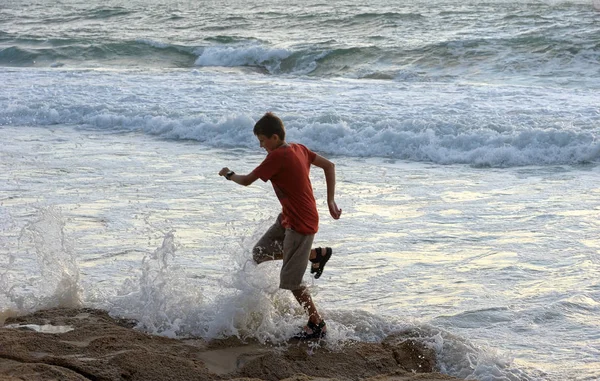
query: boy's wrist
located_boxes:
[225,171,235,180]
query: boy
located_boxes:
[219,112,342,339]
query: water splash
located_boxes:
[110,231,204,338]
[1,206,81,312]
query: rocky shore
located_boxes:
[0,308,459,381]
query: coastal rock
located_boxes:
[0,308,458,381]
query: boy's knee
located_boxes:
[253,242,282,263]
[253,246,267,264]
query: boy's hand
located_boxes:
[219,167,231,177]
[328,200,342,219]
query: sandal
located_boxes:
[293,320,327,340]
[310,247,332,279]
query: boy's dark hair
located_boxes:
[253,112,285,140]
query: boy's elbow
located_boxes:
[240,175,254,186]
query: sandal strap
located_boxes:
[309,247,323,263]
[306,320,326,332]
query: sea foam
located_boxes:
[1,68,598,168]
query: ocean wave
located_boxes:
[0,39,197,68]
[1,33,599,85]
[194,44,294,72]
[21,6,133,25]
[2,103,598,167]
[412,35,600,65]
[204,35,260,44]
[193,43,385,77]
[76,6,133,20]
[188,37,600,84]
[353,11,424,20]
[0,47,41,66]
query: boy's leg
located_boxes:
[279,230,326,336]
[292,287,327,337]
[292,287,323,325]
[279,229,313,290]
[252,214,285,264]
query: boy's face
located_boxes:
[256,134,281,153]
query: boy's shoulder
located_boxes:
[286,143,315,157]
[268,142,308,155]
[264,143,314,166]
[265,143,314,161]
[287,142,312,153]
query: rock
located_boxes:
[0,308,459,381]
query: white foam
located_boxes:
[5,323,75,333]
[425,328,536,381]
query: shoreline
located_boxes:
[0,308,459,381]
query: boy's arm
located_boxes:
[311,155,342,219]
[219,167,259,186]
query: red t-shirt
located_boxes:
[252,143,318,235]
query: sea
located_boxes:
[1,0,599,379]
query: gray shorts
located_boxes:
[253,214,314,290]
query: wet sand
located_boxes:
[0,308,459,381]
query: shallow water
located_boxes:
[2,125,599,380]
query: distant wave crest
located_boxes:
[1,35,599,85]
